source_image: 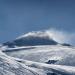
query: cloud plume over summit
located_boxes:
[17,28,75,45]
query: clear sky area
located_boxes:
[0,0,75,44]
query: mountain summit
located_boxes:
[3,31,58,47]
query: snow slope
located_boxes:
[3,45,75,66]
[1,48,75,75]
[0,50,46,75]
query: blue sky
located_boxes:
[0,0,75,44]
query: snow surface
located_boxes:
[0,44,75,75]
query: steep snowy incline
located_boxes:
[0,50,46,75]
[15,58,75,75]
[1,49,75,75]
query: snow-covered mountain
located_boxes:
[0,31,75,75]
[3,31,58,47]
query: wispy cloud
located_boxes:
[46,28,75,45]
[17,28,75,45]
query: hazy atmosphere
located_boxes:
[0,0,75,45]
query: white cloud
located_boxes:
[46,28,75,45]
[17,28,75,45]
